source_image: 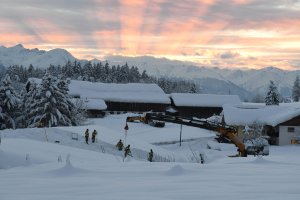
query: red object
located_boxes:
[124,123,129,131]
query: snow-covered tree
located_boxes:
[20,80,39,127]
[265,80,280,105]
[0,74,21,129]
[27,73,79,127]
[292,75,300,102]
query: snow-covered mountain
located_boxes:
[105,55,300,99]
[0,44,76,68]
[1,44,299,100]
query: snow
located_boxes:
[1,114,300,200]
[68,80,170,104]
[80,98,107,110]
[223,104,300,126]
[30,78,170,104]
[170,93,241,107]
[0,44,75,69]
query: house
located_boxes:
[223,103,300,145]
[169,93,242,118]
[68,80,171,113]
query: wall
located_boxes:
[279,126,300,145]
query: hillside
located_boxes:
[1,114,300,200]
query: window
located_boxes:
[288,127,295,133]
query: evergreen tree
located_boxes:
[0,75,20,129]
[292,75,300,102]
[21,80,39,127]
[27,73,77,127]
[265,80,280,105]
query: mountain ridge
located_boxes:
[1,44,299,100]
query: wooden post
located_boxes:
[180,124,182,146]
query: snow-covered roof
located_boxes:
[223,104,300,127]
[72,98,107,110]
[69,80,170,104]
[29,78,170,104]
[170,93,241,107]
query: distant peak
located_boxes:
[13,44,24,48]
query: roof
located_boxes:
[82,98,107,110]
[170,93,241,107]
[29,78,170,104]
[68,80,170,104]
[223,104,300,127]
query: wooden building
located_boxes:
[68,80,171,113]
[169,93,241,119]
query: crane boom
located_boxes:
[127,113,247,157]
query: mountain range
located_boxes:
[1,44,299,101]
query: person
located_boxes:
[85,129,89,144]
[92,130,97,143]
[116,139,124,151]
[148,149,154,162]
[124,144,132,158]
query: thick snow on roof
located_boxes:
[69,80,170,104]
[223,104,300,126]
[170,93,241,107]
[73,98,107,110]
[30,79,170,104]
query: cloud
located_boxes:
[0,0,300,70]
[219,51,240,59]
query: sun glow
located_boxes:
[1,0,300,70]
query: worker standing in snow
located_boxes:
[92,130,97,143]
[85,129,89,144]
[124,144,132,158]
[148,149,154,162]
[116,139,124,151]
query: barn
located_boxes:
[78,98,107,118]
[68,80,171,113]
[169,93,241,118]
[223,103,300,145]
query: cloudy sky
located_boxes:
[1,0,300,70]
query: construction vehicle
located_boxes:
[126,113,269,157]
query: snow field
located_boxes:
[1,114,300,200]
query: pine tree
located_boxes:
[292,75,300,102]
[265,80,280,105]
[27,73,78,127]
[0,74,20,129]
[21,80,39,127]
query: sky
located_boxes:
[1,0,300,70]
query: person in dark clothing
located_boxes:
[85,129,89,144]
[92,130,97,143]
[148,149,154,162]
[124,145,132,158]
[116,139,124,151]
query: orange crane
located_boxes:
[126,113,269,157]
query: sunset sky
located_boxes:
[1,0,300,70]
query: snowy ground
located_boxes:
[1,114,300,200]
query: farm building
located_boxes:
[75,98,107,118]
[169,93,241,118]
[68,80,171,113]
[223,103,300,145]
